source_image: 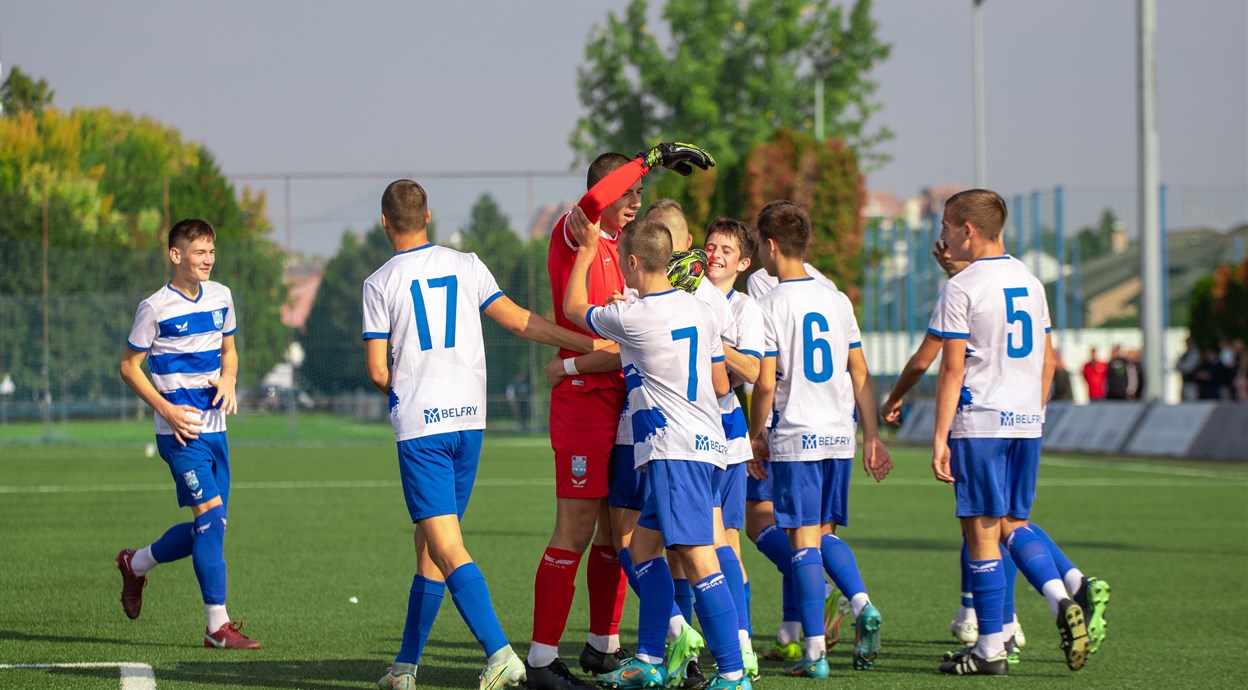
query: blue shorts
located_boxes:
[772,458,852,529]
[638,460,715,548]
[157,432,230,509]
[950,437,1041,519]
[746,472,773,502]
[397,430,484,522]
[713,463,747,531]
[608,444,647,510]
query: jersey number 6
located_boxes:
[802,312,834,383]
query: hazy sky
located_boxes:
[3,0,1245,255]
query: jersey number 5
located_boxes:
[802,312,834,382]
[410,275,458,351]
[1003,287,1033,358]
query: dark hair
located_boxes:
[588,152,632,190]
[944,189,1007,241]
[168,218,216,250]
[755,200,810,258]
[381,179,430,234]
[619,219,673,273]
[705,217,757,259]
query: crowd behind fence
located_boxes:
[1,179,1244,444]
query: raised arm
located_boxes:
[485,295,601,353]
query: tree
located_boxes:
[1189,259,1248,350]
[1,66,54,116]
[1075,209,1119,260]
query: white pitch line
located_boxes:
[0,477,554,495]
[857,477,1245,487]
[0,662,156,689]
[1042,456,1248,480]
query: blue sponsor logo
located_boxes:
[694,434,727,454]
[802,433,852,450]
[1000,410,1042,427]
[423,406,479,424]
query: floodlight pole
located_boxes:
[972,0,987,188]
[1138,0,1163,402]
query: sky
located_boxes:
[3,0,1245,256]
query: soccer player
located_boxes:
[564,217,750,690]
[927,189,1090,675]
[746,261,837,298]
[116,218,260,649]
[748,200,891,678]
[366,180,607,690]
[533,143,713,689]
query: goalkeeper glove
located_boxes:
[666,249,708,294]
[638,142,715,176]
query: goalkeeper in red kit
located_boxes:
[528,143,714,690]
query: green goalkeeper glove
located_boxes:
[638,142,716,176]
[666,249,708,293]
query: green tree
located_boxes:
[1,66,54,116]
[1075,209,1119,260]
[1189,259,1248,350]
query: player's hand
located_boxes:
[932,439,954,484]
[209,374,238,416]
[566,205,599,249]
[932,240,969,278]
[160,403,203,446]
[608,290,630,305]
[637,142,715,176]
[750,433,770,463]
[880,396,903,426]
[746,458,769,481]
[544,356,566,387]
[868,437,893,483]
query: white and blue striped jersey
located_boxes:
[590,289,728,469]
[928,255,1050,439]
[747,263,837,300]
[127,281,237,436]
[362,244,503,442]
[759,278,861,462]
[720,288,765,464]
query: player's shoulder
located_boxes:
[201,280,233,300]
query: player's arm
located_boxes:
[119,347,202,446]
[562,218,601,332]
[932,337,968,484]
[722,343,761,385]
[485,295,602,354]
[848,347,891,482]
[712,360,731,398]
[1041,332,1056,406]
[747,354,777,477]
[365,338,390,395]
[880,332,943,425]
[547,345,623,387]
[208,334,239,416]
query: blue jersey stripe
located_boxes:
[157,308,229,339]
[480,291,504,310]
[721,409,748,440]
[711,355,725,363]
[926,327,969,339]
[159,387,221,410]
[849,341,862,349]
[362,331,389,340]
[149,349,221,376]
[737,348,762,360]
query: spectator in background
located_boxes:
[1083,347,1108,401]
[505,372,533,432]
[1233,339,1248,401]
[1196,348,1223,400]
[1051,349,1073,401]
[1125,349,1144,400]
[1176,337,1202,401]
[1218,338,1239,400]
[1105,346,1129,400]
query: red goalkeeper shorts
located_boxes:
[549,385,625,499]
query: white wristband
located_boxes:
[563,358,580,376]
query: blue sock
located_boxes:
[693,573,744,674]
[191,506,228,605]
[674,578,694,625]
[1006,526,1063,596]
[743,581,753,635]
[151,522,194,563]
[819,534,866,601]
[716,546,749,634]
[446,562,508,657]
[618,547,641,597]
[396,575,445,665]
[636,557,676,661]
[782,573,800,624]
[968,558,1005,636]
[960,537,974,609]
[1028,523,1076,578]
[792,547,825,640]
[754,524,792,573]
[1002,549,1017,625]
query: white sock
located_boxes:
[667,616,685,643]
[1041,580,1069,618]
[206,604,230,633]
[804,635,825,661]
[721,670,744,681]
[131,546,158,577]
[1002,620,1017,641]
[849,593,870,619]
[738,629,751,647]
[1063,568,1086,598]
[973,631,1005,659]
[958,593,977,624]
[777,621,802,645]
[587,633,618,654]
[527,642,558,668]
[637,652,663,665]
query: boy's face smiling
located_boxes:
[172,237,216,284]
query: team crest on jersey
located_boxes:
[212,309,224,329]
[570,455,588,488]
[182,470,203,500]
